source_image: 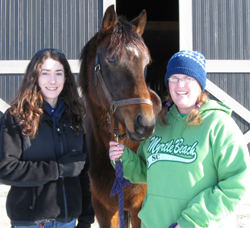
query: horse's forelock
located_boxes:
[107,17,150,61]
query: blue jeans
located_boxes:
[13,219,76,228]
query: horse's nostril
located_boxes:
[134,113,156,137]
[137,115,142,125]
[135,114,144,134]
[136,126,144,135]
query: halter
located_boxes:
[94,54,153,140]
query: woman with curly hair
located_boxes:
[0,49,94,228]
[109,50,249,228]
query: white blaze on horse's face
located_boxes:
[126,46,139,58]
[126,46,150,63]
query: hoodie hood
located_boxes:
[199,100,232,116]
[169,100,232,120]
[166,100,232,140]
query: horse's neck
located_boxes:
[85,107,112,138]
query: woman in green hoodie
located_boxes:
[109,50,249,228]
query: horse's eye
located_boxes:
[107,57,117,64]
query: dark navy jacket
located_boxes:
[0,108,94,227]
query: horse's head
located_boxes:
[79,5,161,142]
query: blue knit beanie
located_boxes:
[164,50,207,91]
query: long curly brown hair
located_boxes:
[11,49,85,138]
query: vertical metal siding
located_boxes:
[192,0,250,140]
[0,75,24,104]
[208,73,250,134]
[193,0,250,59]
[0,0,103,104]
[0,0,102,60]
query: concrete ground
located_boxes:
[0,185,249,228]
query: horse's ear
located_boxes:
[131,9,147,36]
[101,5,117,31]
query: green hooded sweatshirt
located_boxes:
[118,100,249,228]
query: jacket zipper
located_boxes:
[61,177,68,221]
[29,187,36,220]
[57,128,64,156]
[63,124,72,152]
[58,125,68,220]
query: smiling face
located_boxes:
[38,58,65,108]
[169,74,201,114]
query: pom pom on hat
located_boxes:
[164,50,207,91]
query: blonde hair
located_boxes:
[158,91,209,126]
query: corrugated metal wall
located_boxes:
[193,0,250,59]
[208,73,250,133]
[0,0,103,103]
[192,0,250,137]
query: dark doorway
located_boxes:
[116,1,179,99]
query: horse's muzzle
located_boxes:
[127,113,156,141]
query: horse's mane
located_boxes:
[79,34,97,94]
[107,16,151,62]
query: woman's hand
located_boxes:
[109,141,125,161]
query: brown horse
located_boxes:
[79,5,161,228]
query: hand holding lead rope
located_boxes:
[109,140,131,228]
[109,141,125,161]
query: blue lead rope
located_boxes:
[110,160,131,228]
